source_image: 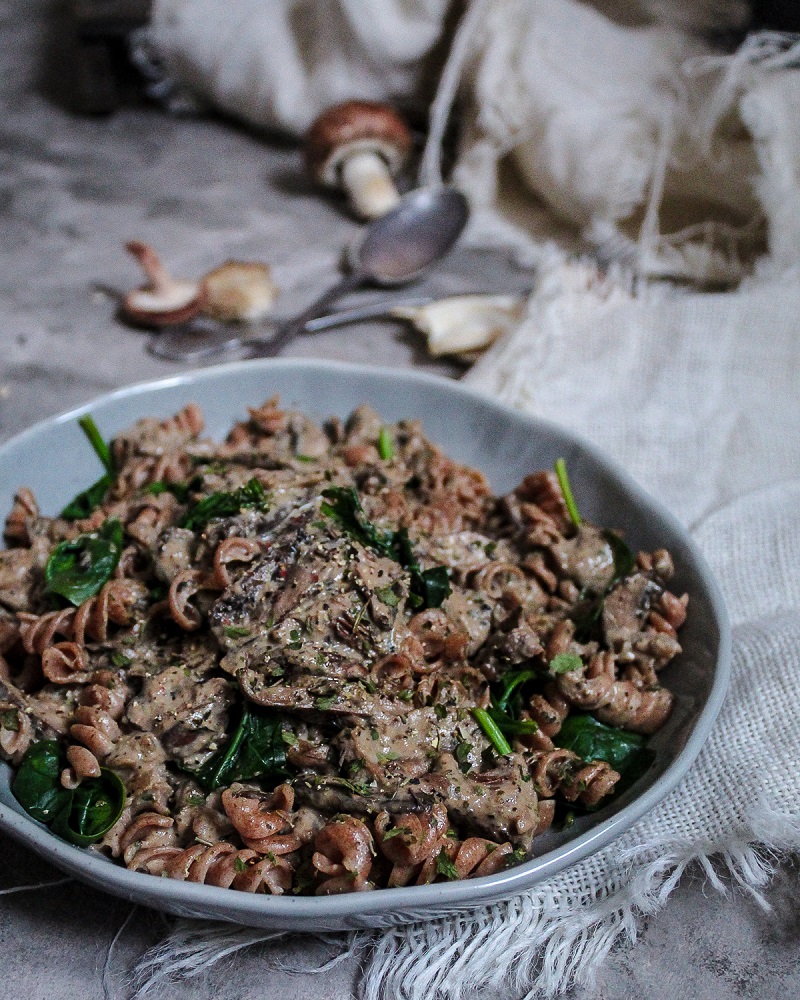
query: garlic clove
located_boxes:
[200,261,279,323]
[391,294,525,358]
[122,241,205,328]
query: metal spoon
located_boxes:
[151,185,469,362]
[148,297,437,362]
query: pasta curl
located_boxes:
[312,816,374,894]
[0,701,34,764]
[61,670,127,788]
[17,579,148,654]
[3,488,38,546]
[221,784,302,856]
[375,805,448,887]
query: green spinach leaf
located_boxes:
[60,416,116,520]
[50,769,126,846]
[61,473,115,520]
[192,702,290,791]
[487,707,539,737]
[412,566,451,610]
[321,488,451,610]
[555,713,653,790]
[45,518,124,606]
[492,668,539,715]
[485,669,541,740]
[603,528,636,579]
[179,478,270,531]
[12,741,125,845]
[145,480,193,503]
[11,740,69,823]
[320,486,395,556]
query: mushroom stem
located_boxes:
[125,240,177,297]
[340,151,401,220]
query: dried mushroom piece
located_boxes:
[201,261,278,323]
[122,241,205,328]
[391,294,525,359]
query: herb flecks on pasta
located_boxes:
[0,397,687,895]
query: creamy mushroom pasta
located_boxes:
[0,398,687,895]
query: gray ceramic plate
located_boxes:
[0,360,730,931]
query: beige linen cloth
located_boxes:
[130,2,800,996]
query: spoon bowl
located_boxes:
[354,185,470,284]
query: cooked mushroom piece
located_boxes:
[122,241,204,327]
[305,100,413,220]
[201,261,278,322]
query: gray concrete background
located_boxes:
[1,4,798,998]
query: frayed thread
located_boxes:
[124,809,800,1000]
[130,923,368,997]
[0,876,72,895]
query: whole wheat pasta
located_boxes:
[0,398,687,894]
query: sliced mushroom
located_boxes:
[305,101,413,220]
[201,261,278,322]
[122,241,205,328]
[391,294,525,359]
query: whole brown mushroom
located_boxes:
[305,100,413,220]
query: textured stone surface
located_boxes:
[0,4,798,999]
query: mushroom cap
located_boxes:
[305,100,413,187]
[121,280,205,328]
[121,240,205,328]
[201,261,278,323]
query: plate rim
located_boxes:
[0,358,732,925]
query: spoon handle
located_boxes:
[244,271,365,359]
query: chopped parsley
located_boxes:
[381,826,412,841]
[375,585,400,607]
[549,653,583,675]
[455,740,473,773]
[0,707,20,732]
[436,847,459,880]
